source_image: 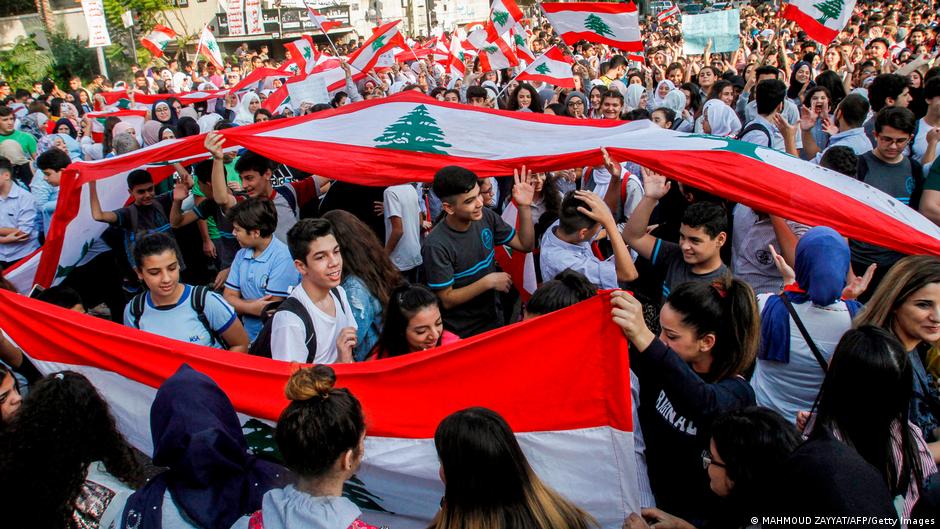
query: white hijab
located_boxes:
[233,92,260,125]
[700,99,742,137]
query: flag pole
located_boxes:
[302,1,385,87]
[496,67,525,99]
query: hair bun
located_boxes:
[285,365,336,401]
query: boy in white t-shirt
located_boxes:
[383,183,423,281]
[270,218,357,364]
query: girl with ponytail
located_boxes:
[610,276,759,526]
[234,365,377,529]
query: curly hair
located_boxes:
[321,209,403,307]
[0,371,144,529]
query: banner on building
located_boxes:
[81,0,112,47]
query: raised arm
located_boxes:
[88,180,118,224]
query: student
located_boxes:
[125,232,249,352]
[232,365,378,529]
[223,198,299,342]
[621,168,729,302]
[851,107,924,297]
[421,165,535,337]
[610,277,759,523]
[369,283,459,360]
[539,190,637,288]
[0,363,22,428]
[912,77,940,168]
[204,132,317,244]
[32,147,69,235]
[0,106,36,158]
[429,407,597,529]
[35,285,85,312]
[738,79,787,151]
[864,73,913,145]
[0,156,38,269]
[523,269,597,319]
[270,219,357,364]
[800,93,872,163]
[383,182,423,281]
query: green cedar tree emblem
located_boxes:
[812,0,844,24]
[55,240,93,279]
[534,62,551,75]
[374,104,452,155]
[492,9,509,27]
[483,45,499,54]
[514,34,526,47]
[584,13,615,38]
[371,35,387,51]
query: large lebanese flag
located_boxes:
[782,0,857,44]
[0,288,637,528]
[84,108,147,143]
[11,93,940,290]
[516,45,575,88]
[541,2,643,52]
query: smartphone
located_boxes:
[28,284,45,299]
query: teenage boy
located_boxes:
[421,165,535,337]
[0,107,36,159]
[864,74,913,145]
[0,157,39,269]
[622,168,729,302]
[125,232,249,351]
[910,77,940,168]
[739,79,787,151]
[800,93,872,163]
[204,132,317,244]
[89,169,176,255]
[223,197,300,341]
[270,218,357,364]
[383,183,423,282]
[34,147,70,235]
[540,189,638,288]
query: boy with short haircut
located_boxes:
[421,165,535,337]
[540,190,638,288]
[739,79,787,151]
[270,218,357,364]
[622,168,729,301]
[223,197,300,342]
[204,132,317,244]
[125,232,249,351]
[33,147,70,235]
[383,183,423,281]
[0,156,39,269]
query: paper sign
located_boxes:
[245,0,263,34]
[81,0,112,47]
[225,0,246,36]
[681,9,740,54]
[287,75,330,107]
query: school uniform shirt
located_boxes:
[123,284,237,348]
[225,238,301,340]
[539,221,619,289]
[650,238,729,302]
[739,114,787,151]
[422,208,515,338]
[270,285,357,364]
[731,205,809,295]
[73,461,134,529]
[383,184,423,272]
[0,182,39,262]
[812,127,872,164]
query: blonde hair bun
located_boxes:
[285,365,336,401]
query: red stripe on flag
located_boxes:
[516,73,576,88]
[541,2,638,14]
[556,31,643,52]
[781,4,840,43]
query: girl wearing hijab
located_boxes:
[753,227,861,424]
[176,117,201,138]
[158,125,177,141]
[625,84,647,112]
[56,133,84,161]
[197,113,224,134]
[59,102,82,135]
[54,117,78,139]
[663,89,691,132]
[563,91,588,118]
[233,92,261,125]
[141,120,164,147]
[120,364,288,529]
[697,99,742,137]
[651,79,675,109]
[151,100,178,127]
[787,61,814,108]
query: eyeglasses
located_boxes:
[702,451,726,470]
[877,135,911,146]
[568,100,585,106]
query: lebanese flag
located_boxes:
[657,4,680,24]
[196,25,224,70]
[627,51,645,64]
[140,25,177,58]
[134,90,229,105]
[228,66,291,93]
[475,29,519,71]
[512,24,536,63]
[307,6,341,33]
[84,108,147,143]
[12,93,940,291]
[439,52,465,79]
[0,288,637,528]
[285,35,319,74]
[516,46,575,88]
[347,21,407,74]
[495,201,537,301]
[782,0,857,44]
[486,0,524,40]
[541,2,643,52]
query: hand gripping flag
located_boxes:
[307,6,341,33]
[13,94,940,291]
[285,36,319,74]
[541,2,643,52]
[486,0,525,40]
[782,0,857,44]
[140,25,177,58]
[516,45,575,88]
[196,25,224,70]
[657,4,680,24]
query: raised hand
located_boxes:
[601,147,622,179]
[640,166,671,200]
[512,165,535,207]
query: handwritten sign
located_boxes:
[81,0,111,47]
[682,9,740,55]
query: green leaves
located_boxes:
[371,35,387,52]
[812,0,844,24]
[535,62,551,75]
[0,36,54,88]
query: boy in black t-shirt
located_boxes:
[421,166,535,337]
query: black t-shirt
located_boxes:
[318,182,386,241]
[421,208,515,338]
[112,192,174,233]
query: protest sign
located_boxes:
[682,9,740,54]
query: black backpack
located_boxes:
[735,120,774,147]
[128,285,228,348]
[248,287,347,363]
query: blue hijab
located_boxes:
[759,227,861,363]
[120,364,288,529]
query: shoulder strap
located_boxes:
[129,292,147,327]
[127,204,140,234]
[190,285,227,348]
[737,121,773,147]
[330,287,347,315]
[278,296,317,363]
[856,153,870,182]
[273,185,299,217]
[151,197,168,225]
[779,294,828,372]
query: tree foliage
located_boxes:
[0,36,54,88]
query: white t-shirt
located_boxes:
[383,184,423,271]
[911,117,937,173]
[270,285,357,364]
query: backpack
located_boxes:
[129,285,228,348]
[248,287,347,363]
[736,120,774,147]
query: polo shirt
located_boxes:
[224,237,300,340]
[0,183,39,262]
[0,130,36,158]
[540,221,618,288]
[123,284,237,349]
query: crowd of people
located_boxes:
[2,0,940,527]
